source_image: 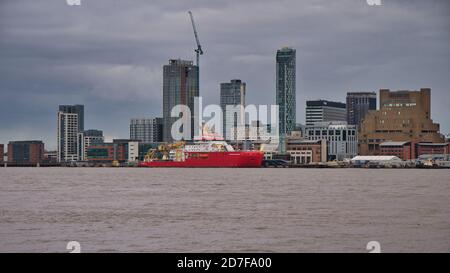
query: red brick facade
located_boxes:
[7,141,44,164]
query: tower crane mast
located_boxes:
[188,11,203,66]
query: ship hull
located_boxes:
[138,151,263,168]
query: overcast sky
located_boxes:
[1,0,449,150]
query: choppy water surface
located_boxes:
[0,168,449,252]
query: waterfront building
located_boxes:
[77,130,104,161]
[416,142,449,157]
[128,141,139,163]
[350,155,405,167]
[86,139,137,164]
[43,151,58,163]
[163,59,199,142]
[57,104,84,162]
[276,47,296,152]
[346,92,377,126]
[130,118,163,143]
[359,88,444,155]
[379,141,449,160]
[0,144,4,163]
[7,140,44,164]
[220,79,246,140]
[286,138,327,165]
[305,121,358,161]
[306,100,346,126]
[379,141,414,161]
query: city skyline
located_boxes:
[1,0,450,150]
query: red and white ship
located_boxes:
[138,139,263,168]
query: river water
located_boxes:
[0,168,449,252]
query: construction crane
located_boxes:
[188,11,203,66]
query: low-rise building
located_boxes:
[7,140,44,164]
[350,155,404,167]
[416,143,449,157]
[44,150,58,163]
[379,141,414,161]
[77,130,104,161]
[86,139,140,164]
[286,139,327,165]
[305,121,358,161]
[0,144,4,163]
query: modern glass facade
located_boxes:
[305,100,347,126]
[346,92,377,126]
[163,59,199,142]
[130,118,163,143]
[276,47,296,152]
[220,79,246,140]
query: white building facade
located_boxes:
[77,130,104,161]
[57,112,79,162]
[305,121,358,161]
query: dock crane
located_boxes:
[188,11,203,66]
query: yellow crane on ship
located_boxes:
[144,141,186,162]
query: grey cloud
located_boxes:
[0,0,449,149]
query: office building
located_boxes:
[86,139,137,164]
[346,92,377,126]
[77,130,104,161]
[220,79,246,140]
[130,118,163,143]
[359,88,444,155]
[7,140,44,164]
[305,100,346,126]
[163,59,199,142]
[305,121,358,161]
[276,47,296,152]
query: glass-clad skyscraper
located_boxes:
[276,47,296,152]
[162,59,199,142]
[220,79,246,140]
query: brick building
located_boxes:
[379,141,414,161]
[416,143,449,157]
[7,141,44,164]
[359,88,444,155]
[286,138,327,164]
